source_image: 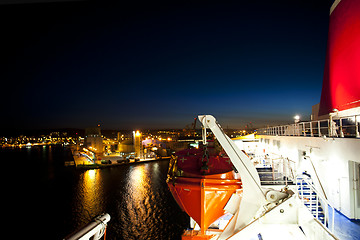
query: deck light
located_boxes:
[294,115,300,123]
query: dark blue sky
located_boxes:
[1,0,332,131]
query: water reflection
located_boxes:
[121,165,153,239]
[128,164,150,202]
[75,169,105,225]
[70,162,188,239]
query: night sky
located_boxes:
[1,0,333,132]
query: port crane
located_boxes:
[183,117,198,137]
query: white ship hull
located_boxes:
[250,135,360,220]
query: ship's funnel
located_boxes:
[319,0,360,116]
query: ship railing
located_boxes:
[257,114,360,138]
[63,213,110,240]
[254,155,296,185]
[297,176,336,235]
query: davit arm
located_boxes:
[198,115,288,239]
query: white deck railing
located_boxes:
[297,177,336,235]
[63,213,110,240]
[257,114,360,138]
[254,155,296,185]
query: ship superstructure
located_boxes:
[256,0,360,223]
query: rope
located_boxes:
[200,143,210,173]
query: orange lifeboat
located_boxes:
[167,142,242,239]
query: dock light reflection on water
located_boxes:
[127,164,150,202]
[75,169,105,223]
[122,165,154,239]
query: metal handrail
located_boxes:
[63,213,110,240]
[258,114,360,138]
[255,156,296,185]
[297,176,335,234]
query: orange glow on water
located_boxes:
[75,169,105,223]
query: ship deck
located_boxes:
[333,209,360,240]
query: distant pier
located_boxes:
[69,153,170,169]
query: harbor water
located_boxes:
[3,145,189,239]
